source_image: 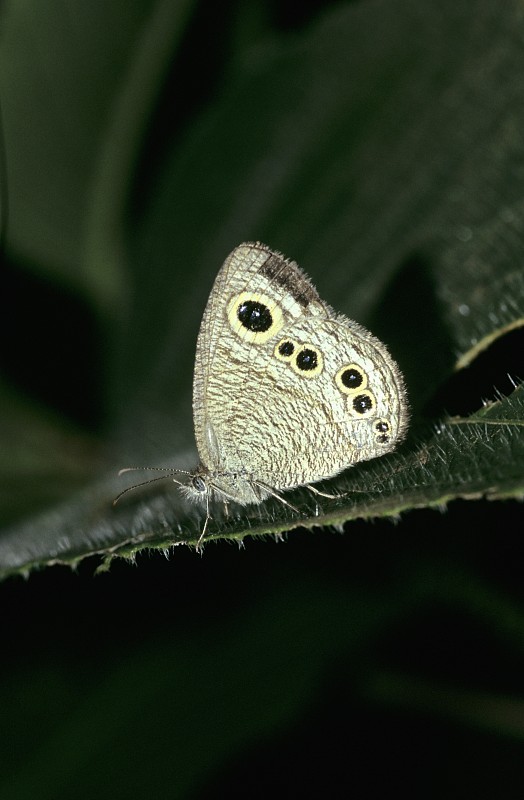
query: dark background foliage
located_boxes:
[0,0,523,796]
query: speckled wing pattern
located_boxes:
[192,242,408,504]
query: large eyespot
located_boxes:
[335,364,368,394]
[351,390,376,417]
[238,300,272,331]
[291,345,323,377]
[227,292,284,343]
[275,338,296,361]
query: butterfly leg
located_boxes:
[252,481,300,514]
[305,484,347,501]
[196,493,212,551]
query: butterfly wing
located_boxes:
[192,242,408,502]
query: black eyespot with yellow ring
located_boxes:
[275,338,296,361]
[227,292,284,344]
[291,345,323,377]
[238,300,272,332]
[374,418,391,444]
[335,364,368,394]
[351,390,376,417]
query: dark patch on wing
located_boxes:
[260,252,321,308]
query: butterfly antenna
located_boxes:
[117,466,192,477]
[113,472,187,505]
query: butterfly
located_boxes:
[117,242,408,542]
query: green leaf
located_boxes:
[1,383,523,579]
[1,0,524,578]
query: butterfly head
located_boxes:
[182,465,270,507]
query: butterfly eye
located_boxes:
[192,476,207,493]
[335,364,368,394]
[227,292,284,344]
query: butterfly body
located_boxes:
[186,242,408,508]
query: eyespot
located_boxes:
[227,292,284,343]
[296,348,317,370]
[351,391,376,417]
[238,300,272,332]
[291,345,323,377]
[335,364,368,394]
[374,418,391,444]
[375,419,390,433]
[275,338,296,360]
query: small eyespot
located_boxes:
[227,292,284,343]
[352,391,375,416]
[296,348,317,371]
[341,368,363,389]
[279,340,295,356]
[275,339,296,360]
[335,364,368,394]
[374,419,392,444]
[291,345,323,377]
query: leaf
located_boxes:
[1,0,524,578]
[1,381,523,580]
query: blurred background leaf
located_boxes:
[0,0,523,796]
